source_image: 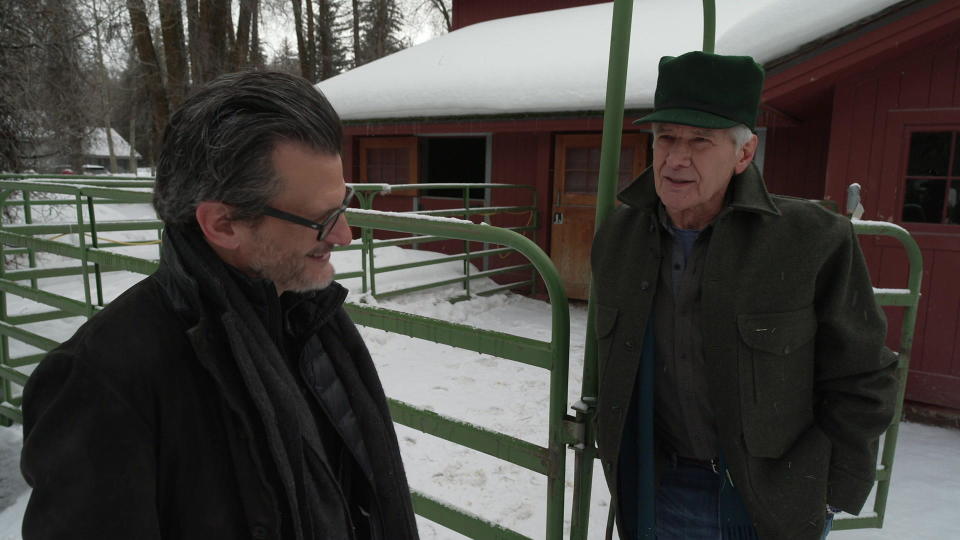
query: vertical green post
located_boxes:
[702,0,716,53]
[86,197,105,306]
[462,187,471,298]
[0,191,9,426]
[74,194,93,309]
[570,0,634,538]
[572,1,717,536]
[868,224,923,526]
[355,190,375,294]
[23,191,37,289]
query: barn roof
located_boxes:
[318,0,904,121]
[84,128,140,158]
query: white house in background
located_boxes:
[80,127,141,174]
[20,125,140,174]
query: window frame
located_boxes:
[553,132,649,206]
[358,136,419,196]
[897,126,960,230]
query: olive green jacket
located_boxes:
[592,164,898,539]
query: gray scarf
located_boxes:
[161,224,352,539]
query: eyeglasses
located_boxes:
[261,187,355,241]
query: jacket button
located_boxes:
[640,281,649,291]
[625,340,635,350]
[251,525,268,539]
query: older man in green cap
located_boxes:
[592,51,899,539]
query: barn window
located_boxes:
[358,137,418,187]
[901,130,960,225]
[554,133,648,203]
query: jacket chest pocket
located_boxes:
[738,306,818,457]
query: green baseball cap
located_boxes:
[635,51,765,131]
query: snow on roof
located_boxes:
[318,0,903,121]
[83,127,141,158]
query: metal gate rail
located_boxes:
[831,219,923,530]
[343,208,571,540]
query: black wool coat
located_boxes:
[592,165,899,540]
[20,248,418,539]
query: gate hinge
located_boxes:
[564,397,597,450]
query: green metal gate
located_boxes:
[0,177,574,539]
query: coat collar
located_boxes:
[618,162,781,217]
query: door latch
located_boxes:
[552,212,563,224]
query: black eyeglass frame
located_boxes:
[261,187,355,241]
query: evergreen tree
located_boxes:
[268,38,301,76]
[357,0,405,66]
[315,0,350,80]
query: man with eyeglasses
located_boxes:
[21,71,419,540]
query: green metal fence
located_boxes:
[831,219,923,530]
[0,175,539,304]
[0,177,573,539]
[343,209,570,539]
[349,182,539,300]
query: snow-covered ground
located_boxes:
[0,200,957,539]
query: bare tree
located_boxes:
[90,0,119,172]
[157,0,188,109]
[233,0,256,69]
[290,0,315,81]
[424,0,450,32]
[126,0,169,154]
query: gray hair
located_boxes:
[153,71,342,226]
[650,122,755,152]
[728,124,754,152]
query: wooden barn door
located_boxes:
[876,109,960,410]
[550,133,648,300]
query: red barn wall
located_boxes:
[761,98,832,200]
[822,32,960,409]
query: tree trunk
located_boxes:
[186,0,204,83]
[225,0,235,57]
[126,0,169,156]
[305,0,316,80]
[351,0,361,66]
[429,0,451,31]
[158,0,189,109]
[318,0,332,79]
[290,0,311,81]
[129,112,138,174]
[233,0,253,70]
[250,1,262,65]
[206,0,229,81]
[92,0,119,173]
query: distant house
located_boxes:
[80,127,141,174]
[319,0,960,411]
[20,125,140,174]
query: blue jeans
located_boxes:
[654,463,834,539]
[655,463,723,539]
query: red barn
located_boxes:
[318,0,960,414]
